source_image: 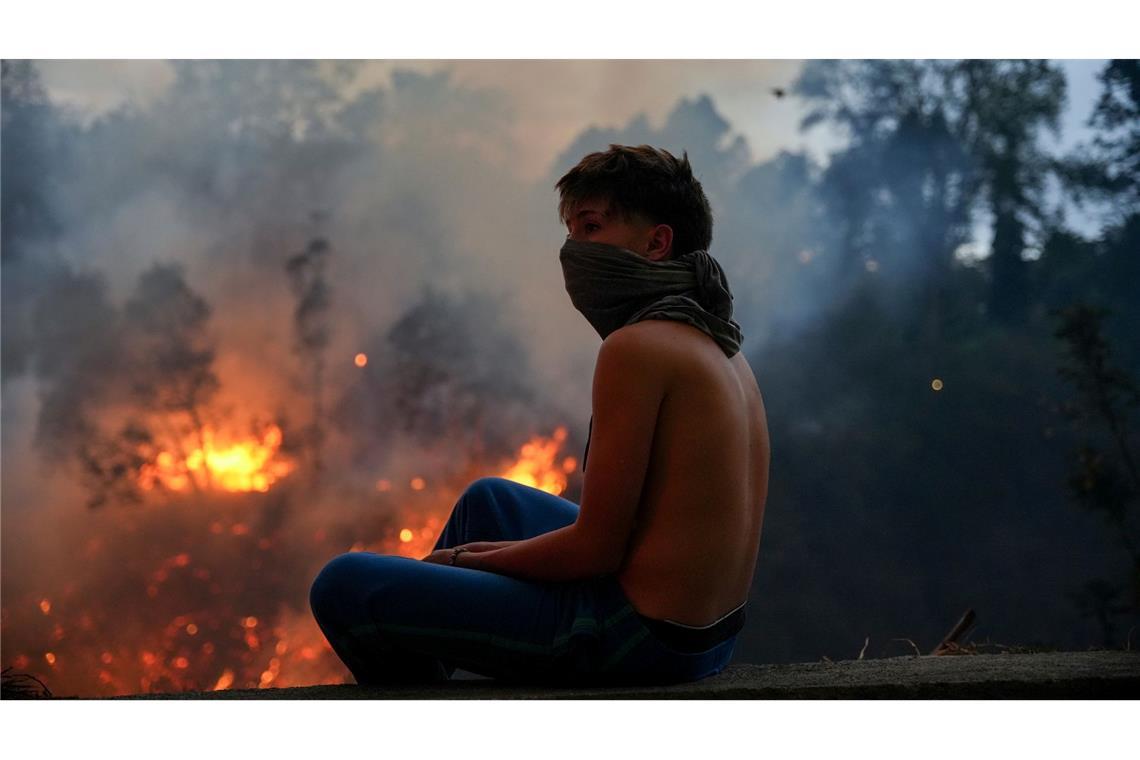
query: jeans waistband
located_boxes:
[636,602,747,654]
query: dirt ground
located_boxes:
[113,650,1139,699]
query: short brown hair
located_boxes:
[554,144,713,258]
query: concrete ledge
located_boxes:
[120,651,1139,699]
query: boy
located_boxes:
[310,144,770,686]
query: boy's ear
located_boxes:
[645,224,674,262]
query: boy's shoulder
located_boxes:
[608,319,728,358]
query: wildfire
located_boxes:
[8,422,581,698]
[138,424,295,494]
[499,426,578,496]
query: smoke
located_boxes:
[2,60,618,694]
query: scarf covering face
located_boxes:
[559,238,744,471]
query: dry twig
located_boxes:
[932,608,977,655]
[888,638,922,657]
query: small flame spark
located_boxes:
[212,669,235,691]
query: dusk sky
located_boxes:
[35,59,1107,182]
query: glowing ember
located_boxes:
[410,477,426,491]
[45,652,57,665]
[931,378,944,391]
[137,424,295,493]
[39,599,51,615]
[500,426,574,495]
[354,352,368,367]
[399,528,414,543]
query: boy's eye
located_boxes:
[584,223,600,232]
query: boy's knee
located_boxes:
[464,476,511,502]
[309,553,367,620]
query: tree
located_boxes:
[285,230,333,476]
[1057,60,1140,222]
[1052,304,1140,643]
[793,60,977,321]
[940,60,1067,323]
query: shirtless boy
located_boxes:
[310,144,770,686]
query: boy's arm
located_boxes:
[458,325,668,581]
[458,523,607,580]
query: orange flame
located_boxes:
[499,426,575,496]
[138,424,295,493]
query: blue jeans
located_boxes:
[309,477,740,686]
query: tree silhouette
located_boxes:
[1053,304,1140,642]
[285,230,333,476]
[940,60,1067,323]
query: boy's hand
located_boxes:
[421,541,514,564]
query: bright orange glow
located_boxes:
[137,424,294,494]
[354,353,368,367]
[11,417,584,697]
[500,426,574,495]
[212,669,235,691]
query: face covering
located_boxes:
[559,238,745,471]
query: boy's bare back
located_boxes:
[612,319,770,627]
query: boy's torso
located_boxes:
[613,320,770,627]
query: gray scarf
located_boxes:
[559,238,744,471]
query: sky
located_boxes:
[35,59,1107,184]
